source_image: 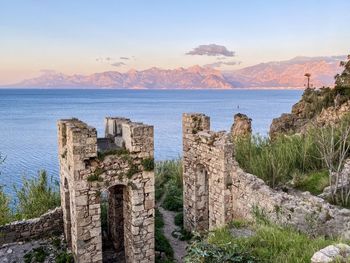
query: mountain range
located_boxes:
[10,55,346,89]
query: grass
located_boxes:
[155,159,183,211]
[14,170,61,220]
[235,133,324,188]
[186,220,344,263]
[293,170,329,195]
[97,148,129,160]
[0,185,11,225]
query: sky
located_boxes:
[0,0,349,85]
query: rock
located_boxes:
[311,244,350,263]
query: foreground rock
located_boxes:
[311,244,350,263]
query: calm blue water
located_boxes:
[0,89,302,196]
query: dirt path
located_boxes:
[157,201,187,262]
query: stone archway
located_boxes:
[58,117,155,263]
[195,164,209,231]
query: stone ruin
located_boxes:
[182,113,235,231]
[57,117,155,263]
[2,112,350,263]
[183,113,350,238]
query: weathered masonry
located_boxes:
[58,117,155,263]
[183,113,350,239]
[182,113,235,231]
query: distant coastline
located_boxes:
[4,55,344,90]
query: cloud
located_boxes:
[111,62,126,67]
[204,61,241,68]
[120,56,130,60]
[186,44,235,57]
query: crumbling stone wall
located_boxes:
[58,117,155,263]
[230,113,252,140]
[183,112,350,239]
[231,168,350,239]
[0,207,63,244]
[183,113,235,232]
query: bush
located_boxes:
[55,251,74,263]
[14,170,60,220]
[142,157,155,171]
[24,247,48,263]
[174,212,183,228]
[162,183,183,212]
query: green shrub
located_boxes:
[162,183,183,212]
[174,212,183,228]
[142,157,155,171]
[55,251,74,263]
[155,228,174,261]
[24,247,48,263]
[14,170,60,220]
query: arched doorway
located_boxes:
[101,184,128,263]
[195,164,209,231]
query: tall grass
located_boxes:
[14,170,61,220]
[155,159,183,211]
[0,153,12,225]
[235,133,324,188]
[0,185,11,225]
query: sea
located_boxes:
[0,89,302,197]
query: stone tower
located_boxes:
[58,117,155,263]
[182,113,235,232]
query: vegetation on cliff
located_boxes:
[270,55,350,138]
[0,164,60,225]
[236,116,350,206]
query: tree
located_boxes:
[314,119,350,207]
[304,73,311,89]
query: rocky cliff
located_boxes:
[270,56,350,138]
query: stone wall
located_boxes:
[0,207,63,244]
[58,117,155,263]
[183,112,350,239]
[183,113,235,232]
[231,167,350,239]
